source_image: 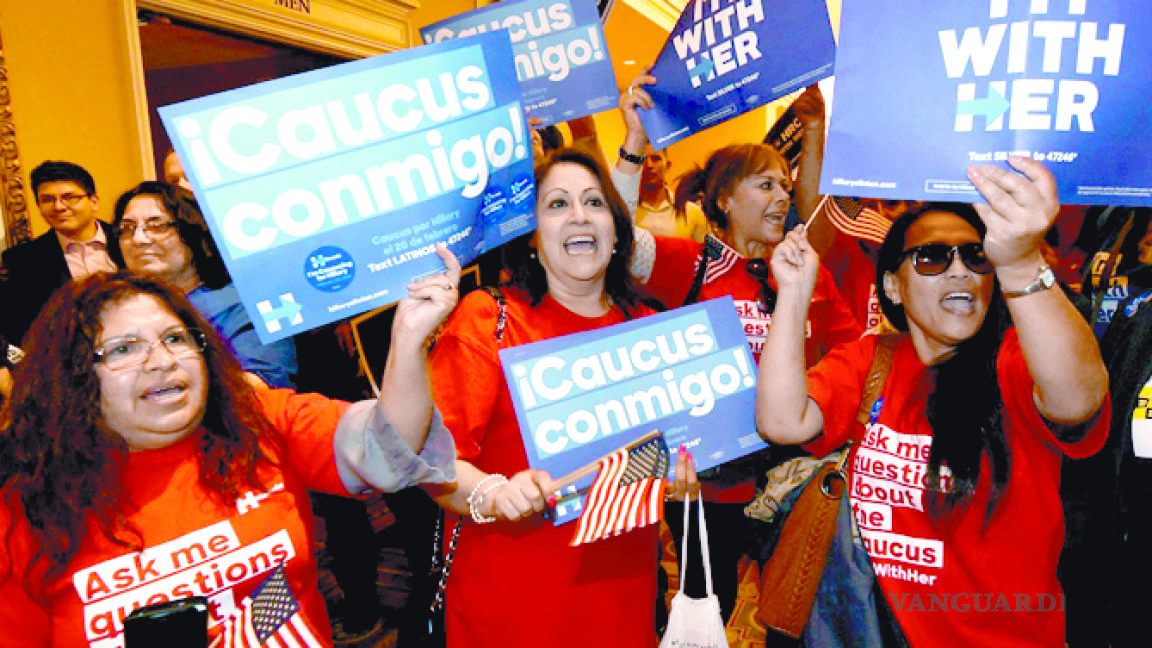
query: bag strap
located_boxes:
[855,334,899,426]
[1089,210,1136,326]
[482,286,507,342]
[677,495,714,597]
[683,236,722,306]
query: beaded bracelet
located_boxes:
[467,473,509,524]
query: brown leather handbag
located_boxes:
[754,334,898,638]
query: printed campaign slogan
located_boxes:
[159,33,535,343]
[499,297,762,525]
[639,0,835,149]
[820,0,1152,206]
[422,0,618,127]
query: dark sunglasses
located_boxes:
[745,258,777,314]
[899,243,993,276]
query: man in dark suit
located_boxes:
[1,160,119,344]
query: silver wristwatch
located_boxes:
[1002,264,1055,298]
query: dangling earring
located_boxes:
[529,249,537,260]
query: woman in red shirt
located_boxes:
[425,147,678,648]
[758,156,1109,646]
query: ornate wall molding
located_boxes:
[0,42,29,249]
[134,0,421,58]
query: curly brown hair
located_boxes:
[0,272,282,599]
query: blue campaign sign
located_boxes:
[159,33,536,343]
[499,296,764,525]
[639,0,835,149]
[821,0,1152,206]
[420,0,619,127]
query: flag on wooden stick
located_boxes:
[569,433,669,546]
[818,195,890,245]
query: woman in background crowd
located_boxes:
[613,73,861,621]
[0,256,459,646]
[110,181,297,389]
[757,157,1109,646]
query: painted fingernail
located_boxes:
[678,443,687,454]
[546,495,557,507]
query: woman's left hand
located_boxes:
[665,445,700,501]
[967,155,1059,269]
[394,244,462,346]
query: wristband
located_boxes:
[618,146,646,165]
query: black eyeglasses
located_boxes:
[745,258,777,314]
[899,243,993,276]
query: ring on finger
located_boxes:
[442,283,454,291]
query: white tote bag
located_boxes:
[659,495,730,648]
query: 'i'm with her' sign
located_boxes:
[499,297,764,525]
[159,32,535,343]
[820,0,1152,206]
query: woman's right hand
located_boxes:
[485,469,554,522]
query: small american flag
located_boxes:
[700,235,742,285]
[214,564,322,648]
[818,195,890,245]
[570,434,669,546]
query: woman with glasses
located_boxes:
[615,75,862,622]
[0,266,459,647]
[109,181,297,389]
[757,157,1109,646]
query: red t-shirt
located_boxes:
[430,289,661,648]
[643,234,862,501]
[806,332,1109,647]
[0,390,349,648]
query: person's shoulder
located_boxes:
[2,232,62,273]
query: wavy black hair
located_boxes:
[109,181,232,290]
[876,202,1011,519]
[502,146,647,319]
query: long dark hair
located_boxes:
[503,146,647,319]
[0,272,281,598]
[672,143,791,231]
[876,203,1010,519]
[109,181,232,289]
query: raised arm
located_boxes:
[377,243,462,450]
[968,156,1108,425]
[755,226,826,444]
[791,84,826,225]
[616,70,656,179]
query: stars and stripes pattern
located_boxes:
[701,235,741,285]
[570,434,669,546]
[817,195,890,245]
[214,564,322,648]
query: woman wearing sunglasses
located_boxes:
[757,156,1110,646]
[615,74,862,623]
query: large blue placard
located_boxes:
[159,33,535,343]
[820,0,1152,206]
[421,0,619,127]
[499,297,764,525]
[639,0,835,149]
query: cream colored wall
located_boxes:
[0,0,149,237]
[407,0,483,45]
